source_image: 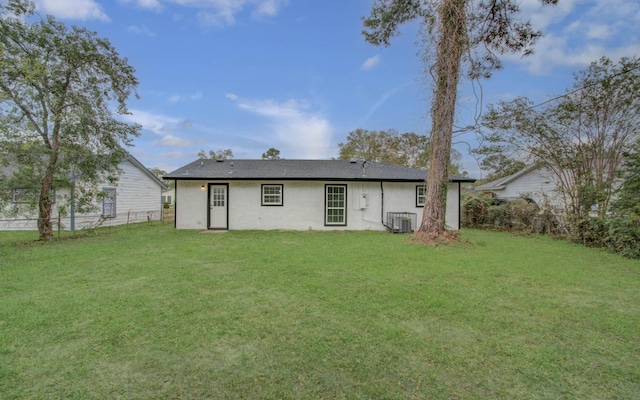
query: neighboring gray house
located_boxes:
[1,155,168,230]
[164,159,475,232]
[475,163,563,210]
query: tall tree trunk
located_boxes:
[38,151,58,241]
[416,0,466,237]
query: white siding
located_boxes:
[0,159,164,231]
[488,166,563,209]
[103,159,164,225]
[174,180,463,231]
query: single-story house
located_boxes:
[164,159,475,231]
[162,186,175,205]
[1,154,168,230]
[475,163,563,210]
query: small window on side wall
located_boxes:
[102,188,116,217]
[11,188,55,204]
[262,184,283,206]
[416,185,426,207]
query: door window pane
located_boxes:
[213,187,225,207]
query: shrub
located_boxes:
[602,218,640,259]
[463,193,541,232]
[569,216,640,259]
[462,193,491,227]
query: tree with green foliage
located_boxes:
[478,57,640,219]
[337,128,466,174]
[613,137,640,219]
[0,0,140,241]
[148,167,174,188]
[338,128,429,169]
[261,147,281,160]
[362,0,557,239]
[198,148,234,160]
[471,149,527,182]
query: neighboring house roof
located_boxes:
[164,159,476,183]
[475,163,540,191]
[125,154,169,190]
[1,153,168,190]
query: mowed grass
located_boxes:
[1,224,638,399]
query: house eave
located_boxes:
[165,176,474,183]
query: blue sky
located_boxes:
[30,0,640,176]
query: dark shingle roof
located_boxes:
[164,159,475,183]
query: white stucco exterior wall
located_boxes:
[173,180,463,231]
[445,182,460,230]
[175,180,210,229]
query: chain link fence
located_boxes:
[0,209,165,233]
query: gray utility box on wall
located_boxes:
[386,212,417,233]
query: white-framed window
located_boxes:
[325,184,347,226]
[11,188,55,204]
[416,185,426,207]
[262,184,283,206]
[102,188,116,217]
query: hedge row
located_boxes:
[569,217,640,259]
[462,194,555,234]
[462,193,640,259]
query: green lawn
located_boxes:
[1,224,638,399]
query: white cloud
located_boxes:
[252,0,286,18]
[586,24,614,40]
[511,33,640,75]
[152,135,199,147]
[168,91,203,103]
[361,55,381,71]
[127,25,155,36]
[35,0,110,21]
[504,0,640,75]
[589,0,640,20]
[228,94,333,159]
[118,0,288,27]
[122,109,186,134]
[197,9,237,27]
[518,0,578,31]
[121,0,163,11]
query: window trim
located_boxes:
[324,184,347,226]
[102,187,116,218]
[11,188,55,204]
[416,185,426,207]
[261,184,283,206]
